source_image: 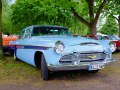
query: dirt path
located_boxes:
[0,52,120,90]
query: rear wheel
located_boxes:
[41,54,50,80]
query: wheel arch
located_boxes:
[34,51,43,68]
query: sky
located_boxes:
[7,0,15,4]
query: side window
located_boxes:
[25,28,31,38]
[19,30,25,39]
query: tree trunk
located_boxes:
[118,15,120,38]
[0,0,4,59]
[89,23,97,35]
[69,0,106,35]
[90,0,106,35]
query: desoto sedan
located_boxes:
[14,25,114,80]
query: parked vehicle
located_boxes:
[101,35,120,51]
[14,25,114,80]
[82,35,117,53]
[2,35,18,54]
[111,35,120,40]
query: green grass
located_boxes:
[0,52,120,86]
[0,54,41,84]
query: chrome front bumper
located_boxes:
[47,59,115,71]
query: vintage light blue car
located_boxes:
[14,25,114,80]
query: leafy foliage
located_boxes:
[105,0,120,16]
[67,0,107,34]
[3,0,119,35]
[11,0,72,32]
[99,17,118,35]
[10,0,90,35]
[2,0,13,34]
[103,0,120,37]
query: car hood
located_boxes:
[30,35,100,46]
[16,35,105,53]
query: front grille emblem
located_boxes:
[88,55,96,59]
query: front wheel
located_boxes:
[41,54,50,80]
[88,70,99,73]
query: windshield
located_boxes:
[32,27,70,36]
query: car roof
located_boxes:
[31,25,68,30]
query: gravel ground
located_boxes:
[0,52,120,90]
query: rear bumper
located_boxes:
[3,46,14,54]
[47,59,115,71]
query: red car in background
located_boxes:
[2,34,18,54]
[82,35,117,52]
[103,35,120,50]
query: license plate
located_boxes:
[88,64,104,71]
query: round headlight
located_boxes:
[109,42,116,53]
[55,41,65,54]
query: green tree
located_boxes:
[11,0,107,35]
[2,0,12,34]
[104,0,120,37]
[100,18,118,35]
[11,0,74,33]
[0,0,4,59]
[67,0,107,35]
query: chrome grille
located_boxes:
[79,53,104,61]
[59,52,105,62]
[60,54,76,62]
